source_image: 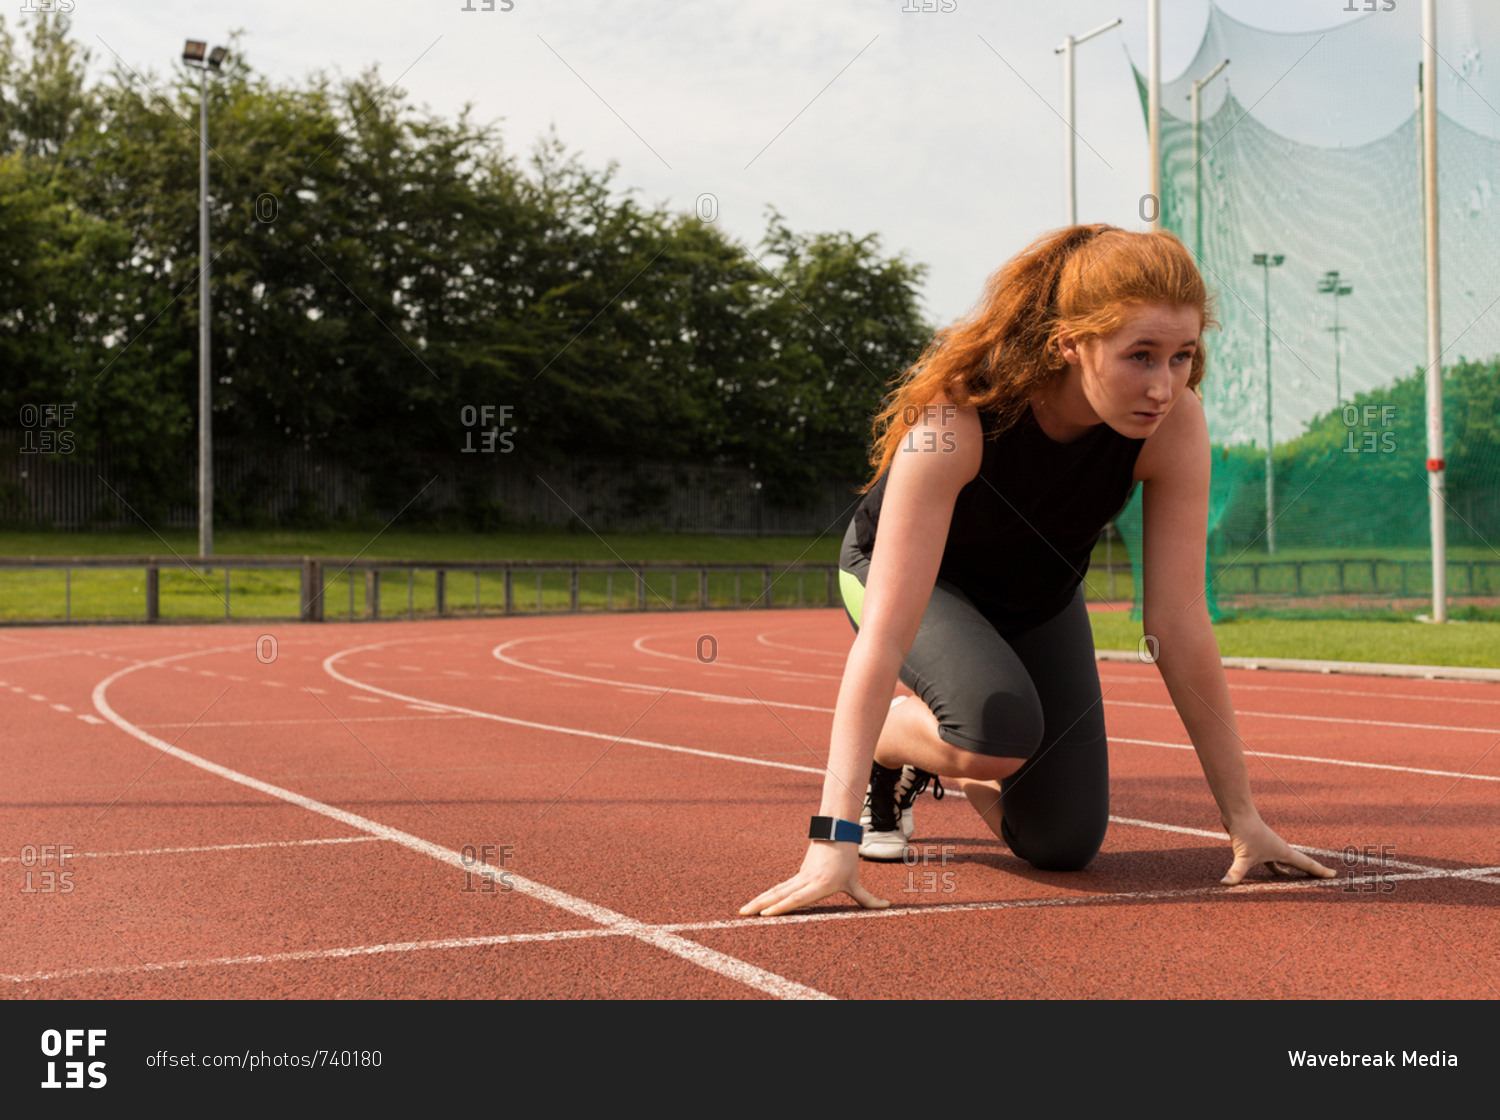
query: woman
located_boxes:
[741,223,1334,918]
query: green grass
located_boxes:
[1087,612,1500,670]
[0,557,843,622]
[4,528,1495,669]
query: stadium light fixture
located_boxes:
[1252,252,1284,553]
[1318,270,1354,407]
[184,39,229,559]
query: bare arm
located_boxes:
[818,398,981,823]
[740,394,981,915]
[1138,391,1333,883]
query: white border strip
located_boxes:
[0,836,382,863]
[88,646,832,1001]
[12,858,1491,986]
[1097,649,1500,683]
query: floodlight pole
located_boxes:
[198,61,212,559]
[1188,59,1229,264]
[1055,18,1121,226]
[1421,0,1446,621]
[1147,0,1160,231]
[1319,271,1352,407]
[1253,253,1283,554]
[184,40,225,559]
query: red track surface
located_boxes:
[3,613,1497,1000]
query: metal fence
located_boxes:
[0,557,868,625]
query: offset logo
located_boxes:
[40,1029,106,1089]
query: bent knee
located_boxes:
[1003,817,1106,872]
[942,691,1045,766]
[1026,841,1102,873]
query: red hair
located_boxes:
[857,223,1219,494]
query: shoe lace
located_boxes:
[901,769,945,810]
[865,762,905,832]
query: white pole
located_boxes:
[1422,0,1446,621]
[1263,262,1276,554]
[1148,0,1160,230]
[1064,34,1076,224]
[1055,20,1120,227]
[198,64,213,560]
[1191,80,1200,257]
[1189,60,1229,264]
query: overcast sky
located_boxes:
[52,1,1374,326]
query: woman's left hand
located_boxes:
[1221,814,1336,886]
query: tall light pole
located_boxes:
[1318,270,1352,408]
[1420,0,1446,623]
[183,40,227,559]
[1054,17,1121,225]
[1252,252,1284,554]
[1187,58,1229,264]
[1147,0,1160,230]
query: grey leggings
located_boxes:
[838,527,1109,871]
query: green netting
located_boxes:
[1118,1,1500,621]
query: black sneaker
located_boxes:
[859,760,911,861]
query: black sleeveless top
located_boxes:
[849,403,1146,632]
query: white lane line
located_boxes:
[1099,672,1500,708]
[1110,698,1500,737]
[495,641,1500,780]
[756,629,846,657]
[0,649,91,667]
[331,644,827,774]
[632,633,839,681]
[77,715,104,725]
[1112,736,1500,784]
[0,836,383,863]
[1105,816,1457,877]
[661,873,1454,936]
[50,703,72,713]
[2,928,630,985]
[494,638,836,713]
[90,647,831,1002]
[330,639,1500,887]
[17,858,1493,987]
[136,715,466,729]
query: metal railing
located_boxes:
[0,557,862,624]
[10,553,1488,624]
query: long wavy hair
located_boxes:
[857,223,1219,495]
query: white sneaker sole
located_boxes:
[858,828,908,862]
[860,697,915,859]
[864,692,918,839]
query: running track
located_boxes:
[3,612,1497,1000]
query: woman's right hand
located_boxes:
[739,840,891,917]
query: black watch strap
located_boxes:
[809,816,863,844]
